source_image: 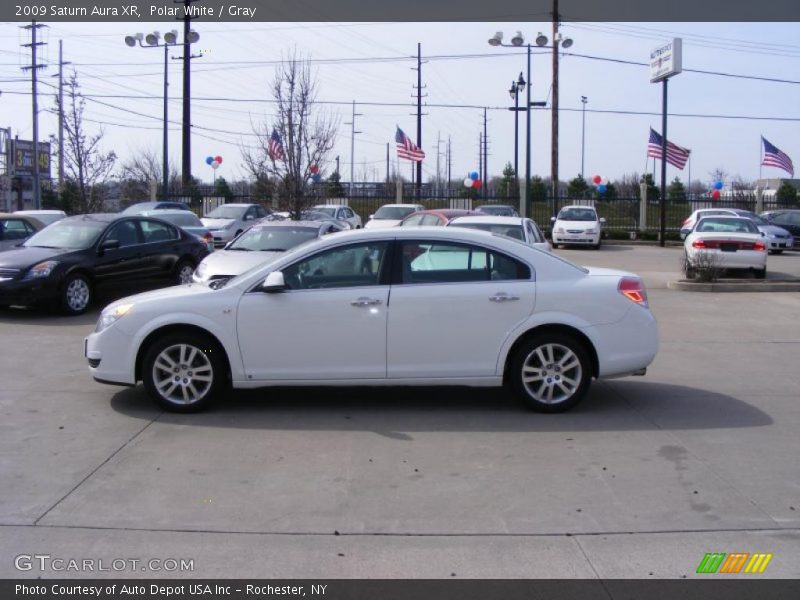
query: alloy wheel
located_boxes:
[152,343,214,405]
[521,343,582,405]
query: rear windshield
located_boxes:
[694,218,759,234]
[374,206,417,220]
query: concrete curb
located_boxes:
[668,279,800,292]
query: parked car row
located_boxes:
[680,208,794,254]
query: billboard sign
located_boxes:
[6,139,51,178]
[650,38,682,83]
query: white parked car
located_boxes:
[193,219,347,285]
[680,208,793,253]
[684,216,767,279]
[13,209,67,227]
[312,205,362,229]
[201,204,270,247]
[86,227,658,414]
[364,204,425,229]
[447,215,551,252]
[551,205,605,249]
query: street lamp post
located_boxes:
[508,76,523,197]
[125,30,199,202]
[580,95,588,178]
[489,31,547,219]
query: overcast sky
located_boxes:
[1,21,798,188]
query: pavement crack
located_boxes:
[32,411,164,526]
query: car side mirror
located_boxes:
[369,214,374,219]
[98,239,120,254]
[261,271,286,293]
[599,217,606,224]
[244,215,254,221]
[550,216,556,223]
[761,231,766,237]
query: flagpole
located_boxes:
[759,136,763,181]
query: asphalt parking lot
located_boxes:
[1,244,798,579]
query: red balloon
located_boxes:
[310,165,319,174]
[214,155,223,164]
[472,179,482,189]
[711,190,721,200]
[592,175,602,185]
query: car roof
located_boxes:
[214,203,256,208]
[558,205,597,211]
[696,215,753,221]
[378,203,424,208]
[475,204,516,209]
[313,204,348,209]
[413,209,476,218]
[449,215,524,225]
[13,209,66,215]
[0,213,45,227]
[139,209,200,217]
[252,220,327,229]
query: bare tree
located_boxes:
[117,147,180,207]
[243,51,338,217]
[59,71,117,212]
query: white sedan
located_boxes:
[684,216,767,279]
[364,204,425,229]
[85,227,658,413]
[447,215,552,252]
[551,205,605,249]
[311,205,362,229]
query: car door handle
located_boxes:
[350,297,382,307]
[489,293,520,303]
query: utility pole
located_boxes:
[54,40,71,192]
[335,155,340,176]
[385,143,389,184]
[478,132,483,183]
[344,100,362,198]
[483,107,488,200]
[447,136,452,199]
[21,21,47,209]
[414,43,424,197]
[551,0,561,209]
[580,95,588,178]
[435,132,441,197]
[176,0,202,187]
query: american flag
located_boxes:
[268,129,285,161]
[647,128,691,170]
[395,126,425,162]
[761,136,794,177]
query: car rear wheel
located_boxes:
[142,333,225,412]
[755,267,767,280]
[61,273,92,315]
[174,260,196,285]
[509,333,591,413]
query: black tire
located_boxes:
[772,250,783,255]
[509,332,592,413]
[755,267,767,280]
[593,239,602,250]
[142,332,226,413]
[61,273,93,315]
[174,259,196,285]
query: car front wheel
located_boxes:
[61,273,92,315]
[142,333,226,412]
[509,333,591,412]
[174,259,196,285]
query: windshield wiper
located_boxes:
[26,245,61,249]
[226,247,252,251]
[259,248,287,252]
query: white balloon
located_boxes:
[211,161,220,169]
[463,177,473,188]
[602,177,609,185]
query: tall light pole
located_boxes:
[580,95,588,178]
[125,30,199,202]
[489,31,547,218]
[509,75,523,196]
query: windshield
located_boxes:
[557,208,597,222]
[312,207,336,217]
[374,206,417,220]
[453,222,526,241]
[206,205,246,219]
[225,236,324,286]
[155,213,202,227]
[477,205,516,216]
[738,212,767,225]
[228,226,319,251]
[24,219,106,249]
[302,210,335,222]
[695,218,759,234]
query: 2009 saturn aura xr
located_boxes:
[85,227,658,413]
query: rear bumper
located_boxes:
[687,248,767,270]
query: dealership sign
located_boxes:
[6,139,51,178]
[650,38,682,83]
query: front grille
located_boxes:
[0,268,20,277]
[566,229,584,234]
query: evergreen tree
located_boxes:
[326,171,346,198]
[668,177,687,201]
[497,163,519,199]
[567,174,590,198]
[529,175,547,202]
[214,177,235,203]
[776,181,798,206]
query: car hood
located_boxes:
[555,220,599,229]
[758,224,791,237]
[365,219,400,229]
[201,218,235,229]
[105,281,217,312]
[197,249,284,280]
[0,246,76,269]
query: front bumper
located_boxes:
[553,233,600,245]
[766,237,793,250]
[0,276,61,307]
[85,325,138,386]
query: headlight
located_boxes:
[96,303,133,333]
[24,260,59,280]
[555,227,564,234]
[585,228,597,234]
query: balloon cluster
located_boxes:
[309,165,322,183]
[463,171,482,190]
[592,174,609,194]
[205,155,223,170]
[710,180,723,200]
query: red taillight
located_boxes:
[754,241,766,251]
[618,277,648,307]
[203,232,213,242]
[691,240,706,249]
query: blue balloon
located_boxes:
[597,184,607,194]
[311,173,322,182]
[469,171,479,181]
[205,156,214,165]
[713,180,723,190]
